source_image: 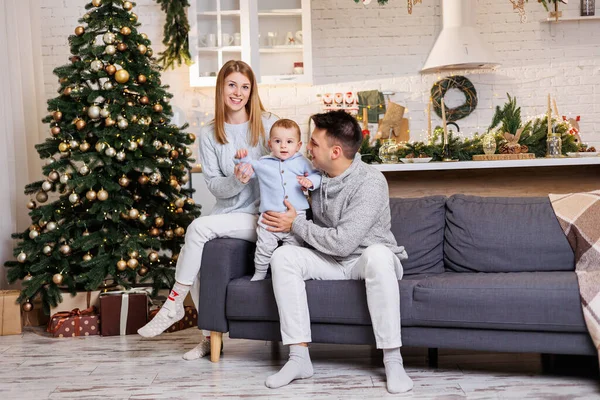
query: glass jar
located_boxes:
[482,132,497,155]
[379,138,399,164]
[546,133,562,158]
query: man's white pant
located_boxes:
[270,244,404,349]
[175,213,258,314]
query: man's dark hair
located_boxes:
[311,110,362,159]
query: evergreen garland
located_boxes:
[155,0,192,70]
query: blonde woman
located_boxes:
[138,61,278,360]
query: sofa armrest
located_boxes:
[198,238,255,333]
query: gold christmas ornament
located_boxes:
[146,48,153,57]
[141,33,148,40]
[172,253,179,262]
[149,227,160,236]
[138,175,149,185]
[60,173,70,184]
[139,213,147,222]
[130,13,138,22]
[140,96,149,105]
[22,302,33,312]
[154,217,164,227]
[52,273,64,284]
[70,56,81,63]
[138,266,148,276]
[105,117,116,127]
[26,200,36,210]
[75,26,85,36]
[75,119,86,131]
[105,45,116,55]
[180,174,189,184]
[169,178,178,187]
[92,0,102,6]
[123,1,133,11]
[97,189,109,201]
[152,104,163,113]
[117,42,128,52]
[82,229,90,236]
[51,126,61,136]
[117,119,129,130]
[186,198,195,206]
[164,229,174,239]
[174,227,185,237]
[174,198,185,208]
[17,252,27,263]
[83,253,93,262]
[79,141,90,152]
[58,142,69,153]
[127,140,138,151]
[117,259,127,271]
[137,44,147,55]
[128,250,139,258]
[119,176,130,187]
[59,244,71,255]
[148,252,159,262]
[120,211,129,220]
[137,74,147,84]
[128,208,140,219]
[36,191,48,203]
[100,107,110,118]
[169,150,179,159]
[103,32,116,44]
[116,151,126,161]
[127,258,139,269]
[23,273,33,281]
[53,111,63,121]
[86,190,97,201]
[105,64,117,75]
[115,69,130,84]
[90,59,104,72]
[95,142,107,152]
[63,87,72,96]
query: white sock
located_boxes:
[137,282,189,338]
[182,337,211,360]
[251,270,268,281]
[265,345,313,388]
[383,347,413,394]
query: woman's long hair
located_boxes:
[214,60,266,147]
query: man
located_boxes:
[261,110,413,394]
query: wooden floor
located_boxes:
[1,328,599,399]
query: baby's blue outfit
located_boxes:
[235,152,321,280]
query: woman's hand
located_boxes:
[234,162,254,184]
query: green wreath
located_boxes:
[431,76,477,122]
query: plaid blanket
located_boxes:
[549,190,600,362]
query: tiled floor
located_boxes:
[1,328,598,399]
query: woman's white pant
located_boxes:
[270,244,404,349]
[176,213,258,320]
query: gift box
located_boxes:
[47,307,99,338]
[100,291,148,336]
[51,290,101,314]
[0,290,22,336]
[149,305,197,333]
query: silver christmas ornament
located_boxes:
[90,59,104,72]
[79,165,90,175]
[80,142,90,152]
[29,230,39,239]
[117,119,129,130]
[88,105,101,119]
[163,143,172,152]
[48,171,59,181]
[153,140,162,149]
[17,252,27,263]
[46,221,58,231]
[139,213,147,222]
[59,244,71,255]
[69,140,80,149]
[103,32,116,44]
[105,147,116,157]
[60,174,70,184]
[116,151,126,161]
[100,107,110,118]
[97,189,109,201]
[128,208,139,219]
[127,141,138,151]
[41,181,53,192]
[68,193,79,204]
[43,245,53,255]
[103,81,114,91]
[105,45,116,55]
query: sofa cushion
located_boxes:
[411,272,586,333]
[226,274,433,326]
[390,196,446,274]
[445,195,574,273]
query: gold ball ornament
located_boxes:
[51,126,61,136]
[86,190,97,201]
[52,273,64,284]
[59,245,71,255]
[137,44,147,55]
[164,229,174,239]
[138,175,149,185]
[17,252,27,263]
[22,302,33,312]
[141,33,148,40]
[172,253,179,262]
[152,104,163,113]
[75,26,85,36]
[146,48,153,57]
[105,117,116,127]
[139,213,147,223]
[97,189,109,201]
[90,59,104,72]
[117,42,128,52]
[140,96,149,105]
[119,176,130,187]
[117,119,129,130]
[128,208,140,219]
[169,178,178,188]
[88,105,101,119]
[75,119,86,131]
[116,259,127,271]
[115,69,130,84]
[80,141,91,152]
[59,173,70,184]
[175,207,184,214]
[169,150,179,159]
[23,273,33,281]
[82,229,90,236]
[103,32,116,44]
[137,74,147,84]
[116,151,126,161]
[26,200,36,209]
[149,227,160,237]
[92,0,102,6]
[120,26,131,36]
[105,64,117,75]
[105,147,116,157]
[83,253,93,262]
[36,191,48,203]
[58,142,69,153]
[127,258,139,269]
[95,141,106,152]
[174,198,185,208]
[53,111,63,122]
[130,13,138,22]
[128,250,139,258]
[188,133,196,142]
[103,81,114,91]
[120,211,129,220]
[174,227,185,237]
[180,174,189,184]
[148,252,159,262]
[123,1,133,11]
[138,266,148,276]
[154,217,164,227]
[63,87,72,96]
[185,198,195,206]
[49,171,59,182]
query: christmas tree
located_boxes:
[4,0,201,313]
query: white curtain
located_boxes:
[0,1,46,289]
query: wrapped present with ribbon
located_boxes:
[1,290,22,336]
[148,305,198,333]
[99,289,149,336]
[47,306,99,338]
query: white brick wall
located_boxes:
[42,0,600,147]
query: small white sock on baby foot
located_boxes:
[265,345,313,388]
[137,282,190,338]
[383,347,413,394]
[183,338,211,360]
[251,271,268,281]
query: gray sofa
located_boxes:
[197,195,595,359]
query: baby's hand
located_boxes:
[297,176,314,189]
[235,149,248,159]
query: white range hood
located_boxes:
[421,0,499,73]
